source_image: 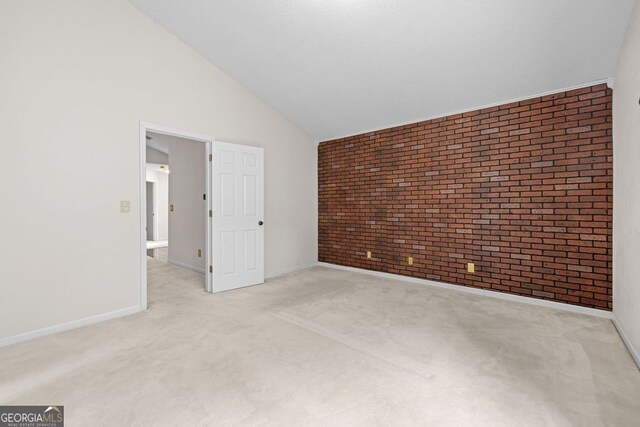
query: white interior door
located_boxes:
[211,141,264,292]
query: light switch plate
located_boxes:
[120,200,131,213]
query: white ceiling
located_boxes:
[146,132,170,154]
[131,0,637,141]
[146,131,199,154]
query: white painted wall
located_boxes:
[145,164,169,241]
[613,1,640,365]
[0,0,317,343]
[168,137,206,272]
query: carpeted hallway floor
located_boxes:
[1,258,639,425]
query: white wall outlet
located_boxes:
[120,200,131,214]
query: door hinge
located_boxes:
[209,265,213,273]
[203,193,206,200]
[209,210,212,217]
[209,154,212,162]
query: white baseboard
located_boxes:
[0,305,143,349]
[612,314,640,370]
[266,262,319,279]
[318,262,613,319]
[168,260,206,274]
[169,260,316,279]
[0,263,313,349]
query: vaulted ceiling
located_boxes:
[130,0,637,141]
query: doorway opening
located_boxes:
[139,122,266,310]
[140,123,213,309]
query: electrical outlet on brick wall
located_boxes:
[318,84,613,310]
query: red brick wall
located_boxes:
[318,84,613,310]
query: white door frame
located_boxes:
[139,122,213,310]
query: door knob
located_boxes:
[258,221,264,226]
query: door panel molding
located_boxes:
[211,141,265,292]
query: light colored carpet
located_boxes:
[0,259,638,426]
